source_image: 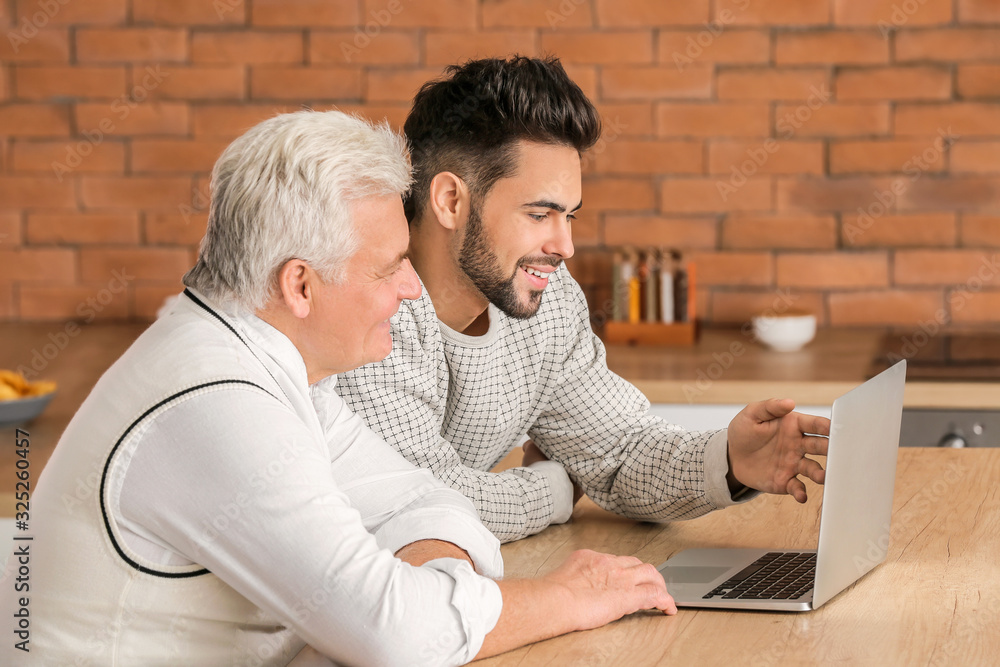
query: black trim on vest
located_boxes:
[100,379,275,578]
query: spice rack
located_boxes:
[601,248,697,347]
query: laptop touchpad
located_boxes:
[663,566,732,584]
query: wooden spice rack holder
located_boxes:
[600,257,697,347]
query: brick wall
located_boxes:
[1,0,999,329]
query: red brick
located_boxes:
[80,176,193,209]
[11,139,125,175]
[896,29,1000,62]
[775,30,889,65]
[251,66,361,101]
[722,213,837,249]
[0,175,75,208]
[717,68,830,101]
[601,66,712,101]
[960,0,1000,22]
[661,178,772,213]
[80,247,190,282]
[603,215,717,248]
[19,285,132,321]
[588,140,702,175]
[596,0,708,26]
[131,139,231,174]
[658,103,770,138]
[365,68,444,103]
[841,213,957,247]
[192,31,303,64]
[365,0,475,28]
[541,31,653,65]
[957,64,1000,99]
[192,104,300,137]
[594,103,654,138]
[13,65,126,100]
[716,0,830,25]
[483,0,592,29]
[0,66,7,102]
[0,27,68,62]
[562,64,597,100]
[131,285,181,319]
[13,0,125,24]
[252,0,358,27]
[566,208,598,247]
[659,30,770,68]
[829,290,944,326]
[0,248,76,284]
[830,139,947,174]
[75,102,189,136]
[0,104,71,137]
[962,215,1000,246]
[581,177,656,211]
[335,103,410,129]
[777,177,899,211]
[951,290,1000,325]
[313,30,420,65]
[834,0,952,25]
[895,103,1000,136]
[131,66,245,101]
[895,249,999,285]
[133,0,245,25]
[709,140,824,176]
[836,67,951,101]
[423,31,537,66]
[898,177,1000,211]
[145,211,209,245]
[77,28,187,63]
[775,103,890,137]
[688,251,773,287]
[26,212,139,244]
[711,290,825,325]
[0,213,22,247]
[778,252,889,288]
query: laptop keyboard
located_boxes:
[702,552,816,600]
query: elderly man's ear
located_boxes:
[275,259,313,319]
[428,171,472,232]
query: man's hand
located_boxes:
[727,398,831,503]
[475,549,675,660]
[522,439,584,504]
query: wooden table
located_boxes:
[480,448,1000,666]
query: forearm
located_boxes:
[395,539,474,569]
[474,578,573,660]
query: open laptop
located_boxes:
[657,360,906,612]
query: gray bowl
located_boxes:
[0,393,56,427]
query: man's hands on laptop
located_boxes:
[726,398,831,503]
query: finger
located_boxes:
[800,434,830,457]
[521,439,535,452]
[797,413,831,437]
[753,397,796,423]
[786,477,808,503]
[798,457,826,485]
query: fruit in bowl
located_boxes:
[0,370,58,426]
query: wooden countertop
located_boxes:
[480,447,1000,666]
[605,328,1000,409]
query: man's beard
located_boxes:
[457,205,558,320]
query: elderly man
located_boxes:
[337,56,832,543]
[0,111,674,666]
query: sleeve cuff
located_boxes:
[423,558,504,664]
[373,504,504,579]
[528,460,574,525]
[703,429,760,508]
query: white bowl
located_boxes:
[752,314,816,352]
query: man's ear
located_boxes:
[428,171,470,232]
[275,259,312,319]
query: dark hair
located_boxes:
[403,55,602,223]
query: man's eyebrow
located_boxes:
[381,250,409,272]
[522,200,584,213]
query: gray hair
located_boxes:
[183,110,411,311]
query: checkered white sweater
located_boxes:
[337,267,731,543]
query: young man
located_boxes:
[0,111,675,666]
[337,57,831,543]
